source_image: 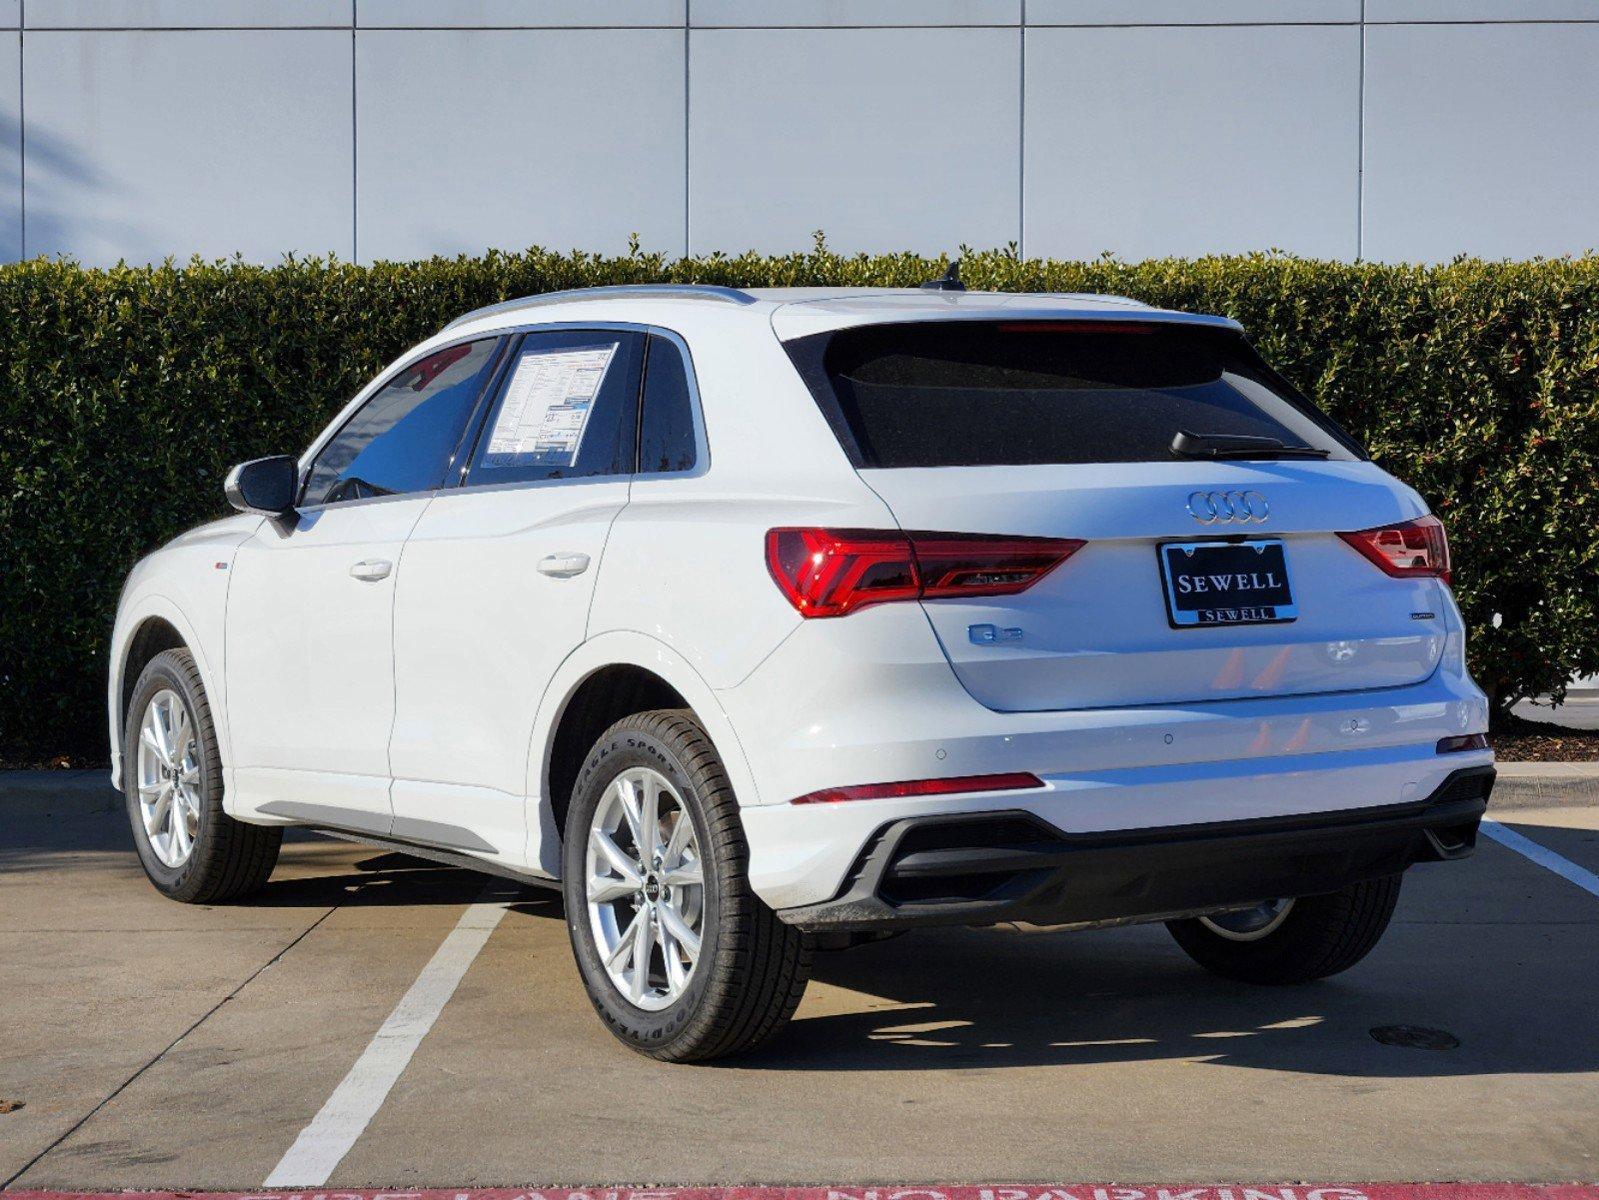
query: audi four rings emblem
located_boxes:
[1187,490,1270,524]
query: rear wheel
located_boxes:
[1166,875,1402,984]
[123,648,281,903]
[562,709,812,1062]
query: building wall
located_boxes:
[6,0,1598,266]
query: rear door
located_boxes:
[784,319,1447,712]
[388,328,645,865]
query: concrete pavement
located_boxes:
[1,794,1596,1188]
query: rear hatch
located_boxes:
[782,316,1447,712]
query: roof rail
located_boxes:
[1041,291,1146,307]
[443,284,759,330]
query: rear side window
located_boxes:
[785,321,1361,468]
[302,338,501,506]
[464,329,643,487]
[637,335,699,475]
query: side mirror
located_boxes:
[224,455,299,518]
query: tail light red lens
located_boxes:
[766,528,1084,618]
[791,771,1046,805]
[1437,733,1489,754]
[1337,515,1451,583]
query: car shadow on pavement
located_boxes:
[727,900,1599,1077]
[243,847,563,911]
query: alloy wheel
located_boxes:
[135,688,202,868]
[584,766,705,1011]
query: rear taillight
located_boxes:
[791,771,1046,805]
[1338,515,1451,584]
[765,528,1084,618]
[1437,733,1489,754]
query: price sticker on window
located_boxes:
[484,343,619,467]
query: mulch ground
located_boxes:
[1489,711,1599,762]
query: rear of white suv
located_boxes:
[729,299,1492,960]
[108,283,1493,1065]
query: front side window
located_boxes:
[786,321,1362,468]
[464,330,643,487]
[302,338,502,506]
[637,335,700,474]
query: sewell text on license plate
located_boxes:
[1159,538,1297,628]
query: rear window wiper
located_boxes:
[1171,430,1331,460]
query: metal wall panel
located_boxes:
[23,30,353,264]
[1366,1,1599,20]
[1362,21,1599,261]
[691,0,1019,26]
[356,0,683,27]
[1026,0,1358,23]
[7,6,1599,265]
[25,0,351,27]
[688,27,1020,256]
[356,29,685,261]
[1,31,16,261]
[1024,24,1360,260]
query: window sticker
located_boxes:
[484,343,619,467]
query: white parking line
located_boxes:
[1481,818,1599,899]
[264,884,514,1187]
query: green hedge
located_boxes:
[3,242,1597,762]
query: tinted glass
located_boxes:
[303,339,501,505]
[638,336,699,474]
[787,321,1360,468]
[464,330,642,486]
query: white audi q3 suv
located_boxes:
[109,279,1495,1061]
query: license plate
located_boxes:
[1159,539,1297,628]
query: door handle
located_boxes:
[537,551,591,579]
[349,558,393,582]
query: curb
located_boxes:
[4,762,1599,819]
[1491,761,1599,810]
[2,1187,1598,1200]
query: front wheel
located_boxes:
[1166,875,1402,984]
[123,648,281,903]
[562,709,811,1062]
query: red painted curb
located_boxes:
[5,1187,1598,1200]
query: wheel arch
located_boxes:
[109,596,224,791]
[527,631,762,875]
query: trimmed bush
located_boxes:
[2,242,1596,762]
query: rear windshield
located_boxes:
[784,320,1362,468]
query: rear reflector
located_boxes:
[1437,733,1490,754]
[1338,515,1452,583]
[766,528,1084,618]
[790,772,1046,805]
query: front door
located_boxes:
[225,337,505,830]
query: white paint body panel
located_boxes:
[109,287,1492,917]
[389,479,632,866]
[225,498,428,826]
[861,461,1443,711]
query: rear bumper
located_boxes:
[775,764,1494,933]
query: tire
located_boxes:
[123,647,281,903]
[1165,875,1403,985]
[562,709,812,1062]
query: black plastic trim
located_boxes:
[777,765,1495,933]
[257,800,498,855]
